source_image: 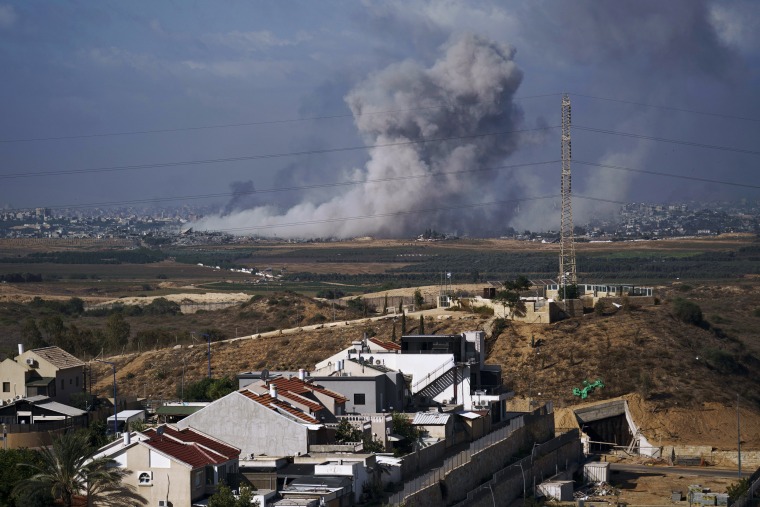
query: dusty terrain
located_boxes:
[3,235,760,455]
[86,297,760,452]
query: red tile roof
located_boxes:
[239,390,320,425]
[270,376,348,404]
[369,337,401,351]
[145,437,228,468]
[143,425,238,460]
[274,390,323,413]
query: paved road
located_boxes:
[610,462,750,478]
[224,307,459,343]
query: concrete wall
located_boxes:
[401,428,581,507]
[0,359,27,401]
[177,391,310,457]
[394,413,564,506]
[662,446,760,469]
[399,439,448,480]
[48,367,84,404]
[6,427,65,449]
[120,443,199,506]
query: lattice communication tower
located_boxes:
[559,93,577,287]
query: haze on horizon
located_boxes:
[1,1,759,238]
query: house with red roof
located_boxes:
[94,424,239,506]
[241,373,348,421]
[177,384,331,458]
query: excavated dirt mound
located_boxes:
[554,394,760,451]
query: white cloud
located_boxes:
[203,30,311,53]
[0,4,17,29]
[710,1,760,53]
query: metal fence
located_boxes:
[730,466,760,507]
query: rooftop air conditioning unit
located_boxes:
[157,501,167,507]
[25,358,36,367]
[137,471,153,486]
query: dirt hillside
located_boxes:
[89,287,760,451]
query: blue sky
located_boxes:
[1,1,758,236]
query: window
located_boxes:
[354,393,366,405]
[75,376,79,387]
[2,382,9,393]
[61,379,64,390]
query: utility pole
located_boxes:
[203,333,211,378]
[96,359,117,436]
[738,392,742,477]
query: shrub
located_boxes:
[672,298,703,326]
[143,297,181,315]
[309,313,327,324]
[703,348,745,375]
[491,318,507,339]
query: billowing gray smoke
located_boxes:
[193,34,524,238]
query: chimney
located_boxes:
[17,344,24,356]
[123,432,131,446]
[269,384,278,399]
[298,369,306,381]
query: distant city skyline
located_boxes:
[1,1,759,237]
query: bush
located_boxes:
[491,318,507,339]
[143,297,181,316]
[672,298,703,326]
[182,376,236,401]
[703,348,745,374]
[309,313,327,324]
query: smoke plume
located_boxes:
[192,34,524,238]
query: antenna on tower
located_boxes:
[559,93,577,291]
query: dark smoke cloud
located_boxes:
[194,34,525,237]
[221,180,260,216]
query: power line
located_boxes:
[574,194,626,205]
[0,125,559,180]
[574,160,760,190]
[8,160,559,212]
[200,194,560,233]
[14,154,758,214]
[571,93,760,123]
[0,93,560,144]
[575,125,760,156]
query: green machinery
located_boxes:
[572,378,605,399]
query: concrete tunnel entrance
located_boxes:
[574,400,634,454]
